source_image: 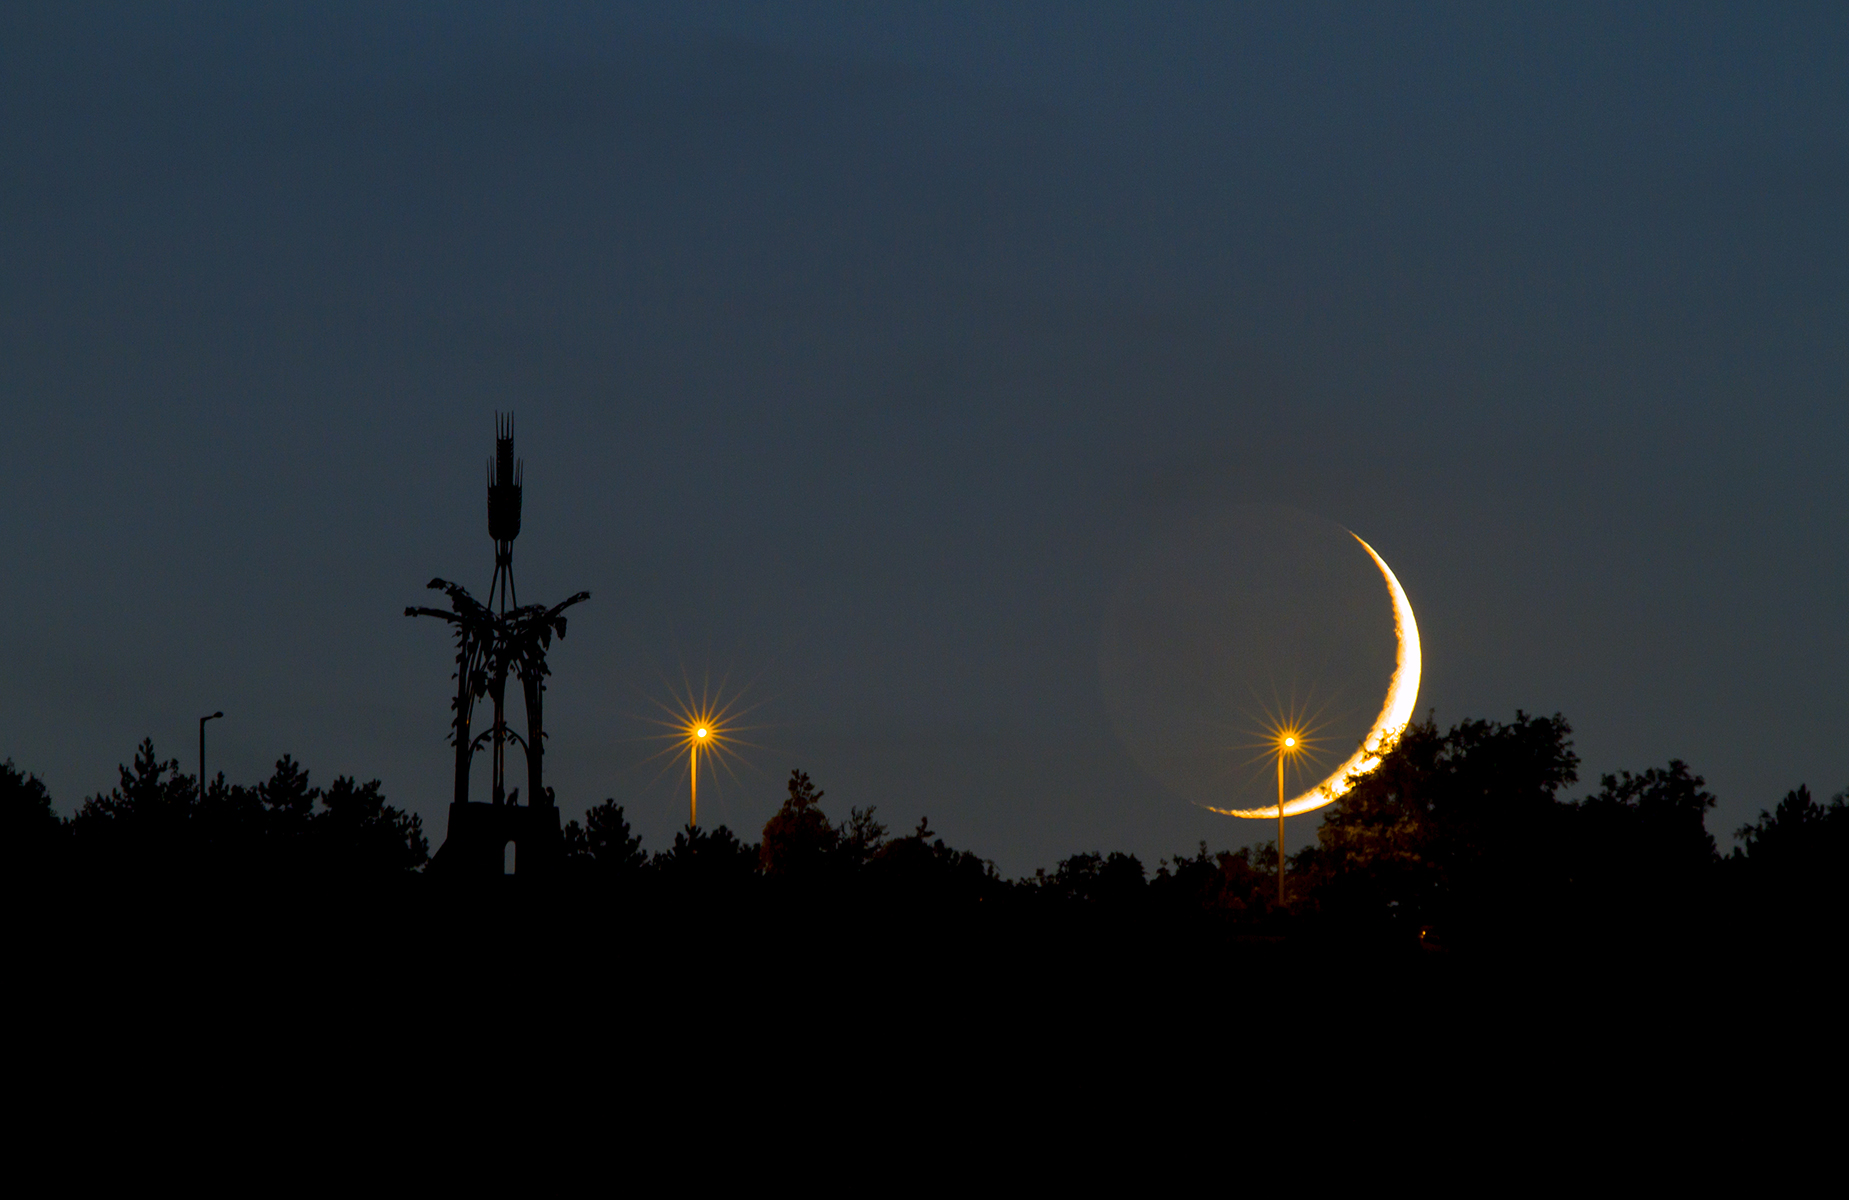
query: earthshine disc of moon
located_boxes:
[1205,532,1422,820]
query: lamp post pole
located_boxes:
[690,726,709,826]
[1273,732,1298,910]
[199,711,224,805]
[1278,754,1286,908]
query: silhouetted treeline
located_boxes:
[4,739,426,885]
[8,714,1849,950]
[560,770,1004,910]
[555,717,1849,948]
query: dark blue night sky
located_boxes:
[4,3,1846,873]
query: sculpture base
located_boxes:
[428,801,561,881]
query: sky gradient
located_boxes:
[4,2,1846,873]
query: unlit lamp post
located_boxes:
[199,711,224,805]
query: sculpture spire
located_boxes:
[487,411,522,613]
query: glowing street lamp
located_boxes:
[690,723,710,825]
[648,675,759,829]
[671,710,732,827]
[1272,728,1304,908]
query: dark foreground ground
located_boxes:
[18,878,1831,1079]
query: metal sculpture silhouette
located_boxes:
[484,413,522,809]
[408,415,588,879]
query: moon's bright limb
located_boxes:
[1206,532,1422,820]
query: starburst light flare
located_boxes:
[644,675,761,828]
[1205,532,1422,820]
[1267,723,1310,904]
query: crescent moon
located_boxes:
[1204,532,1422,820]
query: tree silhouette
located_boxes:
[3,758,65,875]
[1150,842,1284,922]
[653,824,761,897]
[1735,784,1849,863]
[1572,761,1718,916]
[1732,784,1849,916]
[1032,851,1147,908]
[317,775,429,876]
[864,816,1001,906]
[74,739,199,872]
[1306,712,1581,939]
[564,799,647,884]
[761,769,840,878]
[64,739,424,882]
[839,805,889,867]
[1297,715,1446,920]
[1425,712,1580,922]
[195,774,266,868]
[22,700,1849,956]
[260,754,318,833]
